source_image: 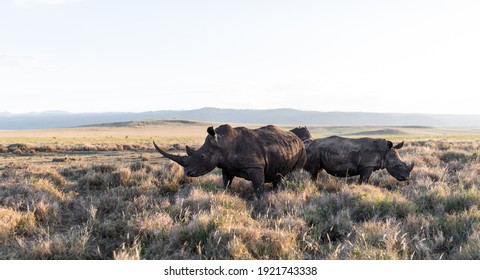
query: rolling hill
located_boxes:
[1,108,480,130]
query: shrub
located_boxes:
[439,150,472,163]
[416,184,480,214]
[305,185,416,224]
[113,238,142,260]
[17,226,91,259]
[431,209,480,251]
[0,208,36,243]
[350,186,416,221]
[343,219,411,260]
[61,164,89,179]
[451,225,480,259]
[279,170,315,192]
[154,162,185,193]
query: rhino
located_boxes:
[154,124,306,197]
[290,127,414,183]
[290,126,313,145]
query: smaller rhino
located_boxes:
[290,127,414,183]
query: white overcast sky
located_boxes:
[1,0,479,114]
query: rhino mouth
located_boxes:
[389,162,414,182]
[397,176,409,181]
[185,169,211,177]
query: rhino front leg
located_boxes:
[358,168,374,184]
[222,169,234,188]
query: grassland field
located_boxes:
[1,120,480,259]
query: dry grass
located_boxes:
[1,136,480,259]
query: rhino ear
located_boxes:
[393,141,404,149]
[207,126,215,137]
[387,141,393,150]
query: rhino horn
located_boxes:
[186,145,195,156]
[408,162,415,172]
[153,141,187,166]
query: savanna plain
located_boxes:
[1,120,480,260]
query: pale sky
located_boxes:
[1,0,479,114]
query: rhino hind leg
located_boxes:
[304,166,321,183]
[272,178,282,189]
[311,169,321,182]
[247,169,266,199]
[303,160,322,183]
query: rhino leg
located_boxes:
[222,169,234,188]
[304,167,321,183]
[311,169,320,182]
[247,169,265,199]
[358,168,374,184]
[304,161,321,183]
[272,178,282,189]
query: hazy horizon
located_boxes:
[1,106,480,117]
[2,107,480,130]
[2,1,480,115]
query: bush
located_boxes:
[440,151,472,163]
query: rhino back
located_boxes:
[257,126,306,181]
[226,125,305,182]
[307,136,385,176]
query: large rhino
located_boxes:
[154,124,306,197]
[290,127,414,183]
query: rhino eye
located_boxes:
[200,154,206,159]
[393,163,405,169]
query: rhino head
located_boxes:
[153,126,227,177]
[290,126,313,143]
[385,141,414,181]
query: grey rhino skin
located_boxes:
[290,126,313,145]
[290,127,414,183]
[154,124,306,198]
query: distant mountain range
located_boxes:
[1,107,480,130]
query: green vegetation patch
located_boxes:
[417,184,480,214]
[305,185,416,225]
[349,185,417,221]
[429,209,480,255]
[439,150,476,163]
